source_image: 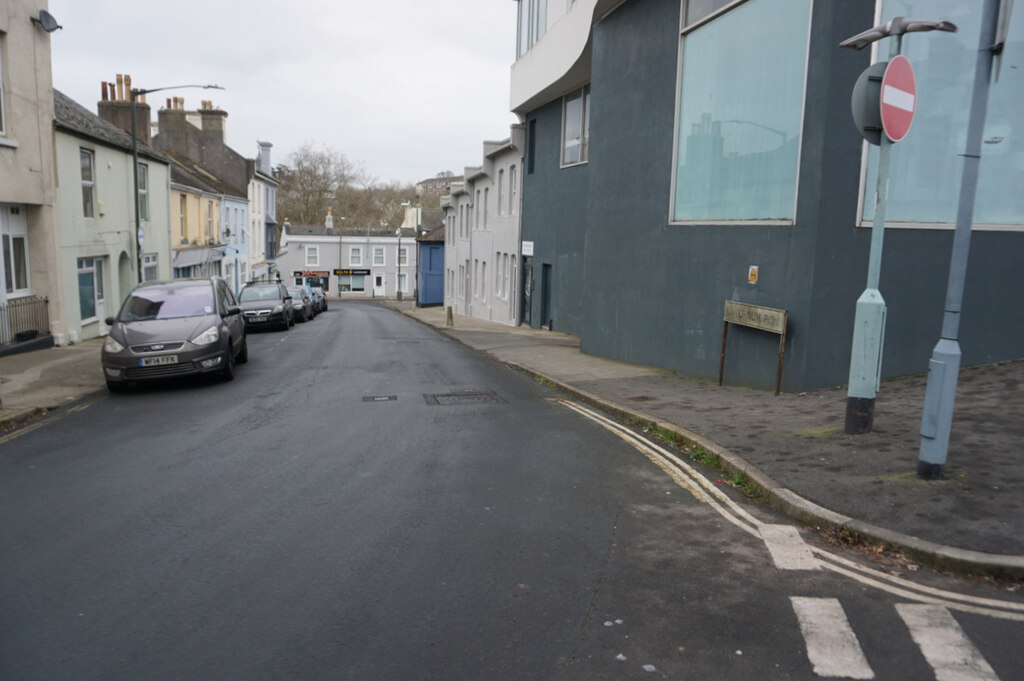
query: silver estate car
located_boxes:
[101,277,247,392]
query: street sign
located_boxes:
[880,55,916,142]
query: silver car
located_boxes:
[101,277,247,392]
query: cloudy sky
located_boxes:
[48,0,520,185]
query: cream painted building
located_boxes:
[53,90,171,343]
[0,1,60,346]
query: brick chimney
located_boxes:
[96,74,151,145]
[155,96,190,157]
[199,100,228,147]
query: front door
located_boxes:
[373,273,385,298]
[521,256,533,327]
[541,263,552,330]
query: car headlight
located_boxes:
[272,304,284,313]
[192,325,220,346]
[103,336,125,353]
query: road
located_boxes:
[1,302,1021,680]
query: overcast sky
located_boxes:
[48,0,520,185]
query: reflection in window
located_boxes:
[562,86,590,165]
[673,0,810,221]
[862,1,1023,226]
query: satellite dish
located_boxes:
[32,10,62,33]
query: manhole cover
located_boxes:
[363,395,398,402]
[424,390,505,406]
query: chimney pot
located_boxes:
[102,82,109,101]
[116,74,124,101]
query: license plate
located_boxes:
[247,317,267,323]
[139,355,178,367]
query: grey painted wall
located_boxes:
[520,0,1023,392]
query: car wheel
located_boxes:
[220,348,235,381]
[237,337,248,364]
[288,313,295,327]
[106,379,128,394]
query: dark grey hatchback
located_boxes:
[101,277,247,392]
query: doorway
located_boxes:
[541,263,552,330]
[521,256,533,327]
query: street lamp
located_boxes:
[397,201,411,302]
[130,83,223,283]
[395,227,403,302]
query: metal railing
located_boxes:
[0,296,50,345]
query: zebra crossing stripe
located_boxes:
[791,597,874,679]
[896,604,1000,681]
[759,524,819,570]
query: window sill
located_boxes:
[559,159,588,169]
[0,137,20,149]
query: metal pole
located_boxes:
[130,91,143,283]
[918,0,1003,479]
[845,37,901,434]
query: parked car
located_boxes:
[238,282,293,331]
[310,286,328,313]
[101,277,247,392]
[286,285,315,323]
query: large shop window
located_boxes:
[338,274,365,292]
[672,0,812,222]
[862,1,1023,227]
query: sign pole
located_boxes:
[918,0,1007,479]
[844,37,902,434]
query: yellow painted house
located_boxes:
[167,153,227,278]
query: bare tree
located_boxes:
[277,143,359,226]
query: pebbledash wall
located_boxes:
[517,0,1024,392]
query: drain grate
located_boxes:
[363,395,398,402]
[424,390,506,406]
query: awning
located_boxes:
[172,247,224,269]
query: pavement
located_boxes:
[1,301,1022,579]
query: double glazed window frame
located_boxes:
[80,148,96,218]
[668,0,812,225]
[561,85,590,167]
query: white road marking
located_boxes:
[557,400,1024,621]
[896,604,1001,681]
[791,597,874,679]
[759,524,819,570]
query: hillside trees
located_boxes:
[276,143,417,232]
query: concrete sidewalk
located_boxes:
[1,303,1021,577]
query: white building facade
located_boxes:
[443,126,524,326]
[278,218,418,300]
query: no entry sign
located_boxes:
[880,55,916,142]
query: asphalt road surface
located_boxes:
[1,302,1021,680]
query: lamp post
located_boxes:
[397,201,411,302]
[130,83,223,283]
[395,227,403,301]
[918,0,1013,479]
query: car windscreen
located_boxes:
[286,287,306,298]
[119,286,214,321]
[239,286,281,302]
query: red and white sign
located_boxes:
[880,55,916,142]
